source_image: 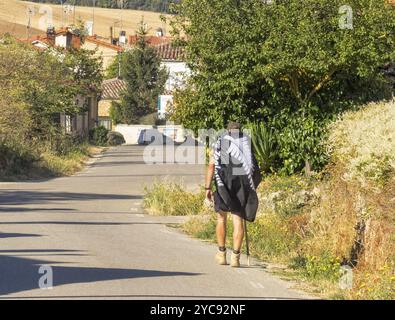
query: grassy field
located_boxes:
[0,0,168,39]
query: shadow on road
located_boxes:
[0,191,142,206]
[73,173,204,179]
[92,161,149,167]
[0,221,134,226]
[0,207,76,213]
[0,254,200,296]
[0,233,42,239]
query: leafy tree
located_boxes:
[0,37,102,148]
[63,47,103,98]
[105,52,127,79]
[111,23,167,124]
[169,0,395,174]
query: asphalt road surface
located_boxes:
[0,145,311,299]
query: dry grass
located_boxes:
[0,0,168,39]
[0,19,41,37]
[143,181,206,216]
[39,144,102,177]
[328,100,395,188]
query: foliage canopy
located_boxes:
[169,0,395,174]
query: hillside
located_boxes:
[0,0,169,39]
[0,19,41,38]
[22,0,177,13]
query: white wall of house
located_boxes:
[114,124,185,145]
[55,35,68,48]
[158,95,173,119]
[158,61,190,119]
[161,61,190,92]
[114,125,154,145]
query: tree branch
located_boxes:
[304,68,337,103]
[285,71,303,104]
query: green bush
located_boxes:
[270,108,330,175]
[0,141,38,176]
[139,112,159,125]
[107,131,126,146]
[291,254,341,282]
[109,101,123,126]
[89,126,109,146]
[246,122,279,174]
[49,132,85,156]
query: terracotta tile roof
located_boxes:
[101,78,127,100]
[85,36,124,52]
[128,35,172,46]
[154,42,185,61]
[18,27,81,49]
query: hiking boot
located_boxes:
[215,251,227,265]
[230,252,241,268]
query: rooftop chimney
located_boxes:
[119,31,126,45]
[156,27,164,37]
[46,26,56,45]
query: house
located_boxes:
[128,34,171,47]
[99,78,127,130]
[59,94,99,137]
[98,38,190,126]
[154,42,190,119]
[21,27,100,137]
[82,36,123,70]
[23,27,82,50]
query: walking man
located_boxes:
[205,122,262,267]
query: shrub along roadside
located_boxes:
[89,126,126,146]
[0,142,103,181]
[143,181,206,216]
[39,143,103,177]
[107,131,126,146]
[89,126,109,146]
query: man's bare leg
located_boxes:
[231,213,244,267]
[232,213,244,252]
[215,211,228,265]
[216,211,227,247]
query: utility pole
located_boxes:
[118,51,121,79]
[61,0,64,28]
[26,6,34,39]
[92,0,96,36]
[73,0,76,26]
[120,0,124,31]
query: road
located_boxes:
[0,145,311,299]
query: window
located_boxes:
[99,119,112,131]
[65,115,72,133]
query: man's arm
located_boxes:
[205,160,215,202]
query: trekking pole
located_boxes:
[244,218,250,266]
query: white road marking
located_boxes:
[130,208,139,212]
[237,269,248,275]
[130,200,143,206]
[136,214,145,218]
[249,281,264,289]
